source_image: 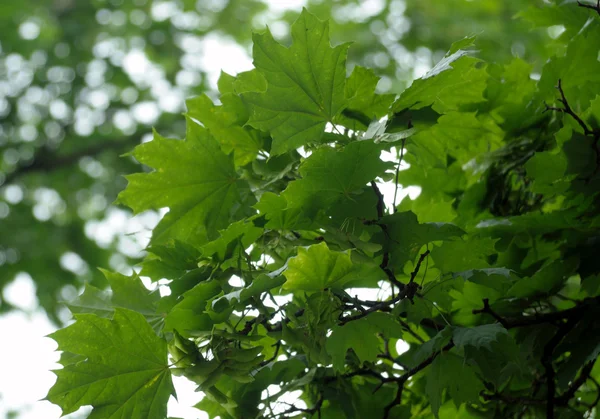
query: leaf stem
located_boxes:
[392,139,406,213]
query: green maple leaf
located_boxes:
[211,273,286,313]
[186,94,261,167]
[46,309,174,419]
[243,8,351,154]
[379,211,465,270]
[67,269,164,332]
[254,192,311,230]
[200,218,263,262]
[327,312,404,371]
[426,352,482,417]
[450,281,502,325]
[538,23,600,107]
[344,66,395,118]
[283,242,364,291]
[414,112,504,165]
[140,240,200,282]
[524,150,568,194]
[233,69,268,94]
[507,258,578,298]
[393,37,487,113]
[411,327,453,365]
[453,324,509,351]
[117,120,247,247]
[283,139,392,214]
[255,140,390,228]
[430,236,498,273]
[164,280,223,336]
[337,65,396,129]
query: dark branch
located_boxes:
[327,341,454,418]
[556,359,597,406]
[578,0,600,15]
[409,250,430,284]
[279,395,324,418]
[339,249,431,324]
[370,181,405,291]
[339,294,403,325]
[481,392,544,405]
[240,308,304,335]
[382,342,455,418]
[371,180,386,220]
[259,341,282,367]
[383,384,403,419]
[472,296,599,329]
[542,313,584,418]
[544,79,594,136]
[543,79,600,181]
[392,138,407,212]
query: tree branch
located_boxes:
[556,359,597,406]
[544,78,600,181]
[392,138,407,212]
[481,392,544,405]
[544,79,594,136]
[382,342,455,418]
[472,296,599,329]
[542,313,584,418]
[578,0,600,15]
[370,181,405,291]
[339,249,431,324]
[279,395,324,418]
[259,341,282,367]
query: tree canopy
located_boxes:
[1,0,553,322]
[37,2,600,418]
[1,0,600,418]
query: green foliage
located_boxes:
[117,125,247,247]
[46,309,174,418]
[244,10,351,155]
[45,4,600,419]
[0,0,564,322]
[327,312,404,371]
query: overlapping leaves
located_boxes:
[47,6,600,419]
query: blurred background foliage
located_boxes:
[0,0,568,323]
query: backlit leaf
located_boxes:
[117,122,247,247]
[46,309,174,419]
[243,9,351,154]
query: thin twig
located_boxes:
[259,341,282,367]
[544,79,593,136]
[472,296,600,329]
[556,359,597,406]
[339,249,431,324]
[279,395,324,417]
[397,318,425,343]
[370,181,405,291]
[409,250,430,283]
[544,79,600,181]
[382,342,455,418]
[392,139,406,213]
